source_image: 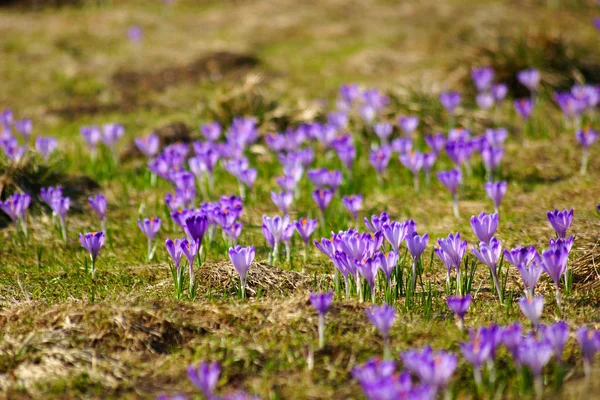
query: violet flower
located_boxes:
[391,137,413,155]
[424,133,445,155]
[472,237,503,303]
[514,99,534,120]
[516,257,543,298]
[517,68,540,93]
[14,118,31,140]
[491,84,508,103]
[476,92,495,110]
[406,232,428,292]
[342,194,362,226]
[138,217,161,260]
[263,215,290,264]
[200,122,222,142]
[517,338,552,396]
[460,336,493,387]
[547,208,573,238]
[576,127,599,175]
[229,245,255,299]
[481,146,504,180]
[0,192,30,237]
[369,146,392,184]
[89,194,107,232]
[35,136,57,161]
[312,188,333,218]
[374,122,393,144]
[101,123,124,160]
[310,292,333,348]
[446,295,471,331]
[472,66,494,92]
[356,257,379,302]
[187,362,220,399]
[134,134,159,158]
[295,217,318,262]
[576,326,600,378]
[435,232,467,290]
[440,91,461,114]
[381,221,407,253]
[79,231,105,279]
[364,212,389,233]
[422,152,436,186]
[400,151,424,192]
[401,346,457,391]
[52,196,70,241]
[484,181,507,214]
[539,321,569,363]
[519,295,544,329]
[398,116,419,136]
[366,303,395,357]
[437,169,461,217]
[271,191,293,214]
[375,251,398,283]
[541,246,568,312]
[470,212,498,244]
[81,125,101,159]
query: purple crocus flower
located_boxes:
[446,295,471,331]
[89,194,107,231]
[310,292,333,348]
[369,146,392,181]
[35,136,57,160]
[81,126,102,157]
[450,127,471,140]
[472,237,503,302]
[381,221,407,253]
[364,212,389,233]
[422,153,436,185]
[237,168,257,191]
[398,116,419,136]
[312,189,333,216]
[485,128,508,149]
[294,218,318,244]
[327,111,348,130]
[437,169,461,217]
[356,257,379,300]
[79,231,105,278]
[576,127,599,174]
[481,146,504,177]
[577,326,600,377]
[547,208,573,238]
[476,92,495,110]
[541,246,568,311]
[390,137,413,155]
[314,237,336,260]
[127,25,143,43]
[14,118,31,140]
[519,296,544,328]
[460,336,493,386]
[374,122,393,143]
[184,214,208,245]
[516,257,543,297]
[484,181,507,214]
[470,212,498,244]
[504,246,540,270]
[375,251,398,283]
[440,91,461,114]
[271,191,293,214]
[263,215,290,263]
[517,68,540,92]
[187,362,220,399]
[435,232,467,282]
[400,151,424,192]
[229,245,255,299]
[406,232,428,292]
[539,321,569,363]
[52,196,70,241]
[401,346,458,390]
[472,66,494,91]
[491,83,508,103]
[138,217,162,260]
[366,304,395,353]
[165,238,184,268]
[200,122,221,142]
[517,338,552,394]
[101,123,124,150]
[342,194,363,224]
[514,99,534,120]
[134,134,159,158]
[275,175,296,193]
[0,192,30,236]
[424,133,445,155]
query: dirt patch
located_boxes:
[0,0,84,9]
[112,51,259,105]
[120,122,194,161]
[47,101,122,120]
[196,260,310,298]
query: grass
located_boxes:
[1,0,600,399]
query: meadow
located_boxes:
[1,0,600,399]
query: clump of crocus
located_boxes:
[472,237,503,303]
[484,181,507,214]
[366,304,395,358]
[187,362,220,400]
[519,295,544,329]
[342,194,362,227]
[446,294,471,331]
[470,212,498,244]
[138,217,161,261]
[0,192,30,237]
[310,292,333,348]
[541,246,568,313]
[89,194,107,233]
[575,127,598,175]
[79,231,105,280]
[166,238,184,299]
[437,169,461,217]
[401,346,458,393]
[229,245,255,300]
[576,326,600,379]
[547,208,573,238]
[295,218,318,263]
[406,232,428,293]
